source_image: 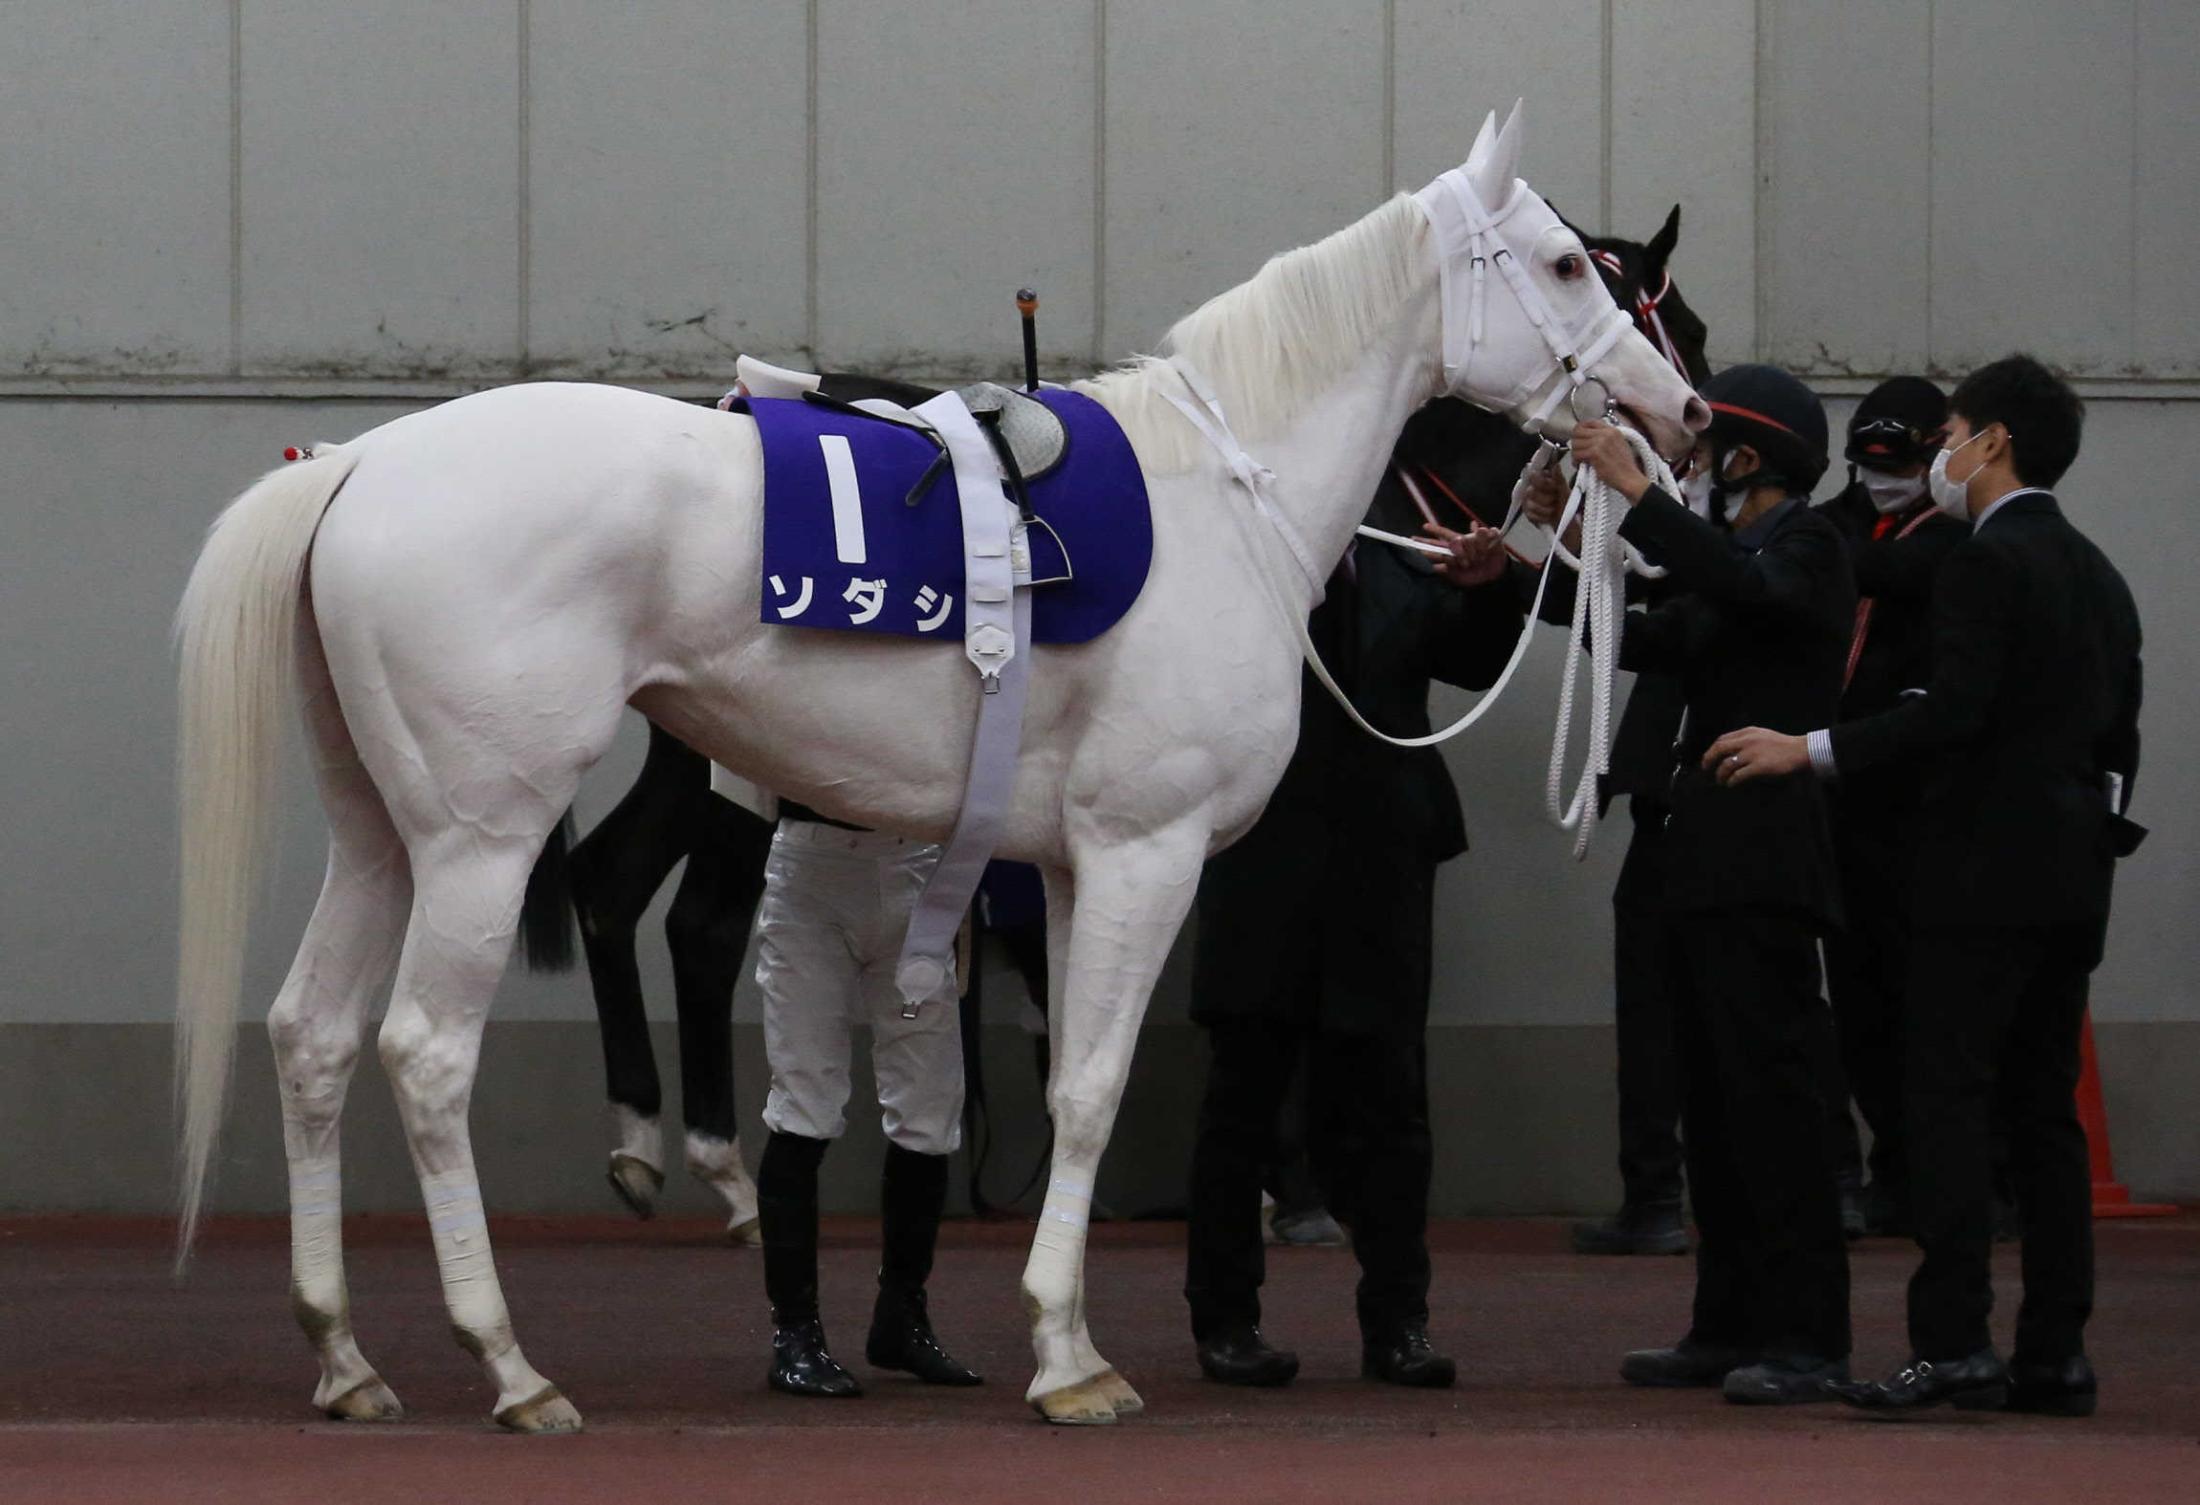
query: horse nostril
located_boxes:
[1682,395,1711,432]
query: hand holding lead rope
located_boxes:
[1543,420,1676,860]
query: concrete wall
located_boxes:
[4,2,2194,1212]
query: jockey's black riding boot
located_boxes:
[867,1143,982,1385]
[760,1130,860,1398]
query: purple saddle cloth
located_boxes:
[750,389,1151,644]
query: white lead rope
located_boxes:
[1166,355,1671,855]
[1541,427,1675,860]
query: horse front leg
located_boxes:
[1023,836,1204,1424]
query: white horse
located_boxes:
[173,105,1704,1431]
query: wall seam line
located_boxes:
[1925,0,1936,373]
[228,0,243,375]
[1752,0,1767,360]
[517,0,532,373]
[1381,0,1395,194]
[805,0,820,362]
[1599,0,1613,234]
[2129,0,2141,376]
[1092,0,1108,368]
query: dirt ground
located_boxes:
[2,1212,2194,1502]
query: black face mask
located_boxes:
[1709,444,1789,529]
[1707,446,1756,528]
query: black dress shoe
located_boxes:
[2004,1355,2097,1417]
[770,1318,863,1398]
[1831,1348,2007,1414]
[1722,1354,1848,1405]
[867,1287,982,1386]
[1362,1325,1456,1389]
[1620,1338,1753,1388]
[1571,1202,1689,1256]
[1195,1326,1299,1387]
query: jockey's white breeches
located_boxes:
[756,820,965,1155]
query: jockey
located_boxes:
[750,796,982,1398]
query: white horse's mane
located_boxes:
[1078,194,1430,473]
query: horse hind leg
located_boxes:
[570,724,702,1218]
[379,827,586,1433]
[1023,841,1204,1424]
[667,797,774,1245]
[357,693,616,1431]
[270,603,412,1421]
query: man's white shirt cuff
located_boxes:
[1806,728,1838,780]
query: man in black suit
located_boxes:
[1815,378,1969,1236]
[1567,364,1857,1404]
[1183,493,1519,1391]
[1567,494,1694,1258]
[1709,354,2143,1417]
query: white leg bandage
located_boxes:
[422,1170,506,1353]
[1031,1175,1093,1290]
[288,1152,345,1303]
[610,1103,663,1173]
[685,1130,761,1229]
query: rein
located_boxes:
[1165,169,1677,854]
[1167,354,1674,806]
[1416,170,1635,435]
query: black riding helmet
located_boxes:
[1701,363,1829,498]
[1844,375,1947,470]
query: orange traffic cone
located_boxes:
[2078,1011,2175,1218]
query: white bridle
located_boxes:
[1413,168,1635,435]
[1164,161,1677,858]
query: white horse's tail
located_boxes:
[173,444,361,1270]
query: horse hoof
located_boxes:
[1031,1374,1122,1426]
[495,1385,584,1435]
[606,1154,663,1220]
[322,1377,404,1422]
[1091,1369,1143,1416]
[726,1216,763,1247]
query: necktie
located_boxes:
[1844,510,1932,690]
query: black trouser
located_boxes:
[1668,909,1851,1361]
[1904,924,2094,1363]
[1185,1015,1432,1342]
[1611,802,1684,1210]
[1262,1035,1329,1222]
[1824,821,1915,1207]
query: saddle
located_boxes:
[740,380,1147,644]
[733,356,1069,511]
[731,351,1152,1017]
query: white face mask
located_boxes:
[1679,468,1714,520]
[1861,468,1927,515]
[1928,430,1990,520]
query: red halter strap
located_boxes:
[1589,250,1686,375]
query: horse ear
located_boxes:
[1465,110,1498,170]
[1647,204,1681,264]
[1468,100,1523,206]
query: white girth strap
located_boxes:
[893,392,1033,1014]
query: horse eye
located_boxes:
[1555,254,1584,280]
